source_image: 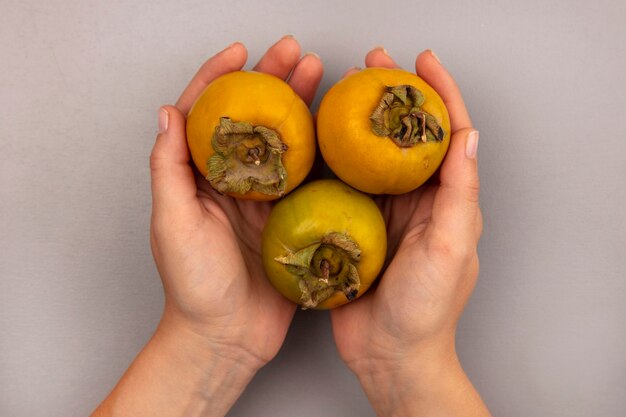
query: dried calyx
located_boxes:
[370,85,445,147]
[207,117,288,196]
[275,232,361,309]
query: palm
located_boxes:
[188,184,296,361]
[193,174,294,321]
[378,186,435,261]
[331,186,446,366]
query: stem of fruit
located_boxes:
[370,85,445,147]
[207,117,288,196]
[319,259,331,281]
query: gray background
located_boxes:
[1,0,625,416]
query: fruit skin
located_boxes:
[262,179,387,309]
[186,71,316,201]
[317,68,451,195]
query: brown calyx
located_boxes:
[207,117,288,196]
[274,232,361,309]
[370,85,445,147]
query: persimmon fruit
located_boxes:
[262,179,387,309]
[317,68,451,195]
[186,71,316,201]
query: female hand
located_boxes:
[93,37,323,417]
[330,48,490,416]
[151,35,323,374]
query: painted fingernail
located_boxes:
[465,130,479,159]
[158,107,169,134]
[428,49,441,64]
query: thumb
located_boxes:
[428,128,482,246]
[150,105,198,215]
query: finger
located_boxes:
[287,52,324,107]
[253,36,302,79]
[415,50,472,131]
[176,42,248,115]
[365,47,399,68]
[427,128,481,248]
[150,105,198,216]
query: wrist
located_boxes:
[155,308,263,384]
[94,311,260,417]
[350,335,463,417]
[350,332,490,417]
[156,320,258,416]
[159,302,269,373]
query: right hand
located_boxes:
[330,47,489,416]
[150,36,323,373]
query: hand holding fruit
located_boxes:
[91,37,324,417]
[93,40,491,417]
[150,36,323,370]
[330,48,489,416]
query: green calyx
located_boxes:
[207,117,288,196]
[370,85,445,147]
[274,232,361,309]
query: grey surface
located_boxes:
[2,0,626,416]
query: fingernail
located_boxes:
[281,34,295,40]
[373,46,389,56]
[304,51,321,60]
[428,49,441,64]
[158,107,169,134]
[465,130,479,159]
[219,42,241,54]
[224,41,242,51]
